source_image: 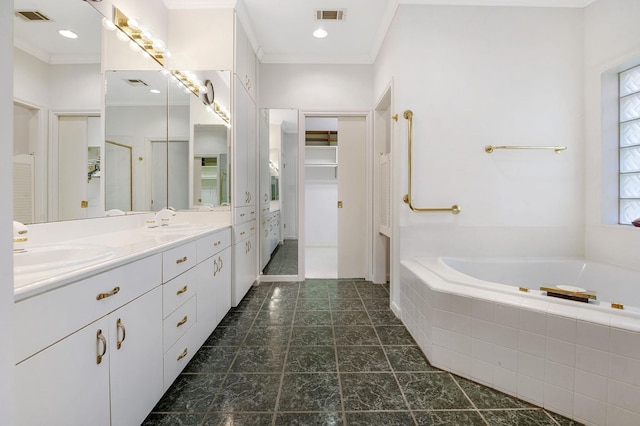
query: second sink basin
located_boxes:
[14,244,115,275]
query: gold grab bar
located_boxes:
[402,110,461,214]
[485,145,567,154]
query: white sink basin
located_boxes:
[14,244,115,275]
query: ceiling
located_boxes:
[13,0,596,66]
[166,0,596,65]
[13,0,102,64]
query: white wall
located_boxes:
[259,64,373,109]
[584,0,640,269]
[1,0,14,422]
[375,5,585,263]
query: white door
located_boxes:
[58,116,88,220]
[337,116,367,278]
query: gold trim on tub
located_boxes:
[484,145,567,154]
[402,110,460,214]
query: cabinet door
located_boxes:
[233,232,256,306]
[246,95,257,206]
[215,247,232,324]
[15,317,111,426]
[109,287,163,426]
[196,247,232,345]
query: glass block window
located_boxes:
[619,65,640,224]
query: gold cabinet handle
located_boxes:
[176,256,188,264]
[96,286,120,301]
[176,285,188,295]
[250,227,255,231]
[177,348,188,361]
[240,231,246,236]
[96,329,107,364]
[214,240,221,246]
[176,315,188,327]
[116,318,126,350]
[218,256,223,271]
[213,259,219,276]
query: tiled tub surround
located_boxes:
[144,279,577,425]
[399,259,640,426]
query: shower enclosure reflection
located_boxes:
[260,109,299,277]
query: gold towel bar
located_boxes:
[402,110,460,214]
[485,145,567,154]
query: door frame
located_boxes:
[299,110,373,281]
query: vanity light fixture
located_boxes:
[313,28,328,39]
[149,89,161,94]
[112,7,166,66]
[58,29,78,39]
[171,70,201,98]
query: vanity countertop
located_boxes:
[14,220,231,302]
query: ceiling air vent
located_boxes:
[125,79,149,87]
[15,10,51,21]
[315,9,346,21]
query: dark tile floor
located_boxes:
[262,239,298,275]
[143,280,582,426]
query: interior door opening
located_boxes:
[304,115,367,279]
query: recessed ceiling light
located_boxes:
[58,29,78,39]
[150,89,161,94]
[313,28,328,39]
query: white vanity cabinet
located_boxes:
[161,228,232,389]
[15,255,163,426]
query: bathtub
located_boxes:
[399,257,640,426]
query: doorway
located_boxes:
[303,115,368,279]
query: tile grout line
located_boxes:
[330,281,348,425]
[448,373,491,426]
[198,284,270,425]
[271,281,301,426]
[358,283,420,426]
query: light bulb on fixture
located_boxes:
[127,17,141,31]
[150,89,161,94]
[152,39,166,52]
[116,29,129,42]
[313,28,328,39]
[129,40,140,52]
[102,18,116,31]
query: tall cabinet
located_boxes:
[231,16,258,306]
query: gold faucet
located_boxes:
[13,221,28,253]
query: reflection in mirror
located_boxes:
[104,70,170,212]
[188,71,232,210]
[13,0,103,223]
[260,109,299,277]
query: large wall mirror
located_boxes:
[260,108,299,278]
[13,0,103,224]
[12,0,231,223]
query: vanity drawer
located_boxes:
[163,266,197,318]
[163,324,198,392]
[233,220,256,244]
[163,295,196,353]
[234,205,257,225]
[162,242,197,282]
[196,227,232,263]
[15,254,162,364]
